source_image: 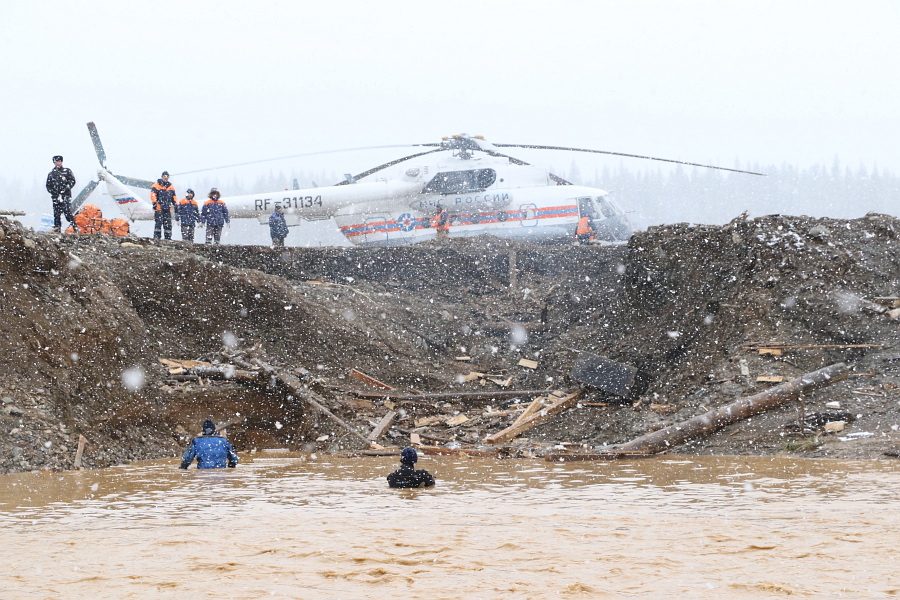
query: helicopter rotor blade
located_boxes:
[336,148,446,185]
[493,143,766,176]
[71,180,99,212]
[86,122,107,167]
[115,175,155,189]
[174,144,441,176]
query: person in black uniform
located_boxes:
[46,155,76,233]
[387,447,435,488]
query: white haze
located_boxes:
[1,0,897,245]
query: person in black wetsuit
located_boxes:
[387,447,435,488]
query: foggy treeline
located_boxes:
[571,160,899,228]
[2,160,896,230]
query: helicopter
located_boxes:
[75,123,764,246]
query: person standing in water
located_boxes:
[387,447,435,488]
[179,419,239,469]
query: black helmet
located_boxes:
[186,188,194,195]
[400,447,418,466]
[52,155,63,162]
[202,419,216,435]
[161,171,170,177]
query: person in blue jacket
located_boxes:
[200,188,229,245]
[179,419,239,469]
[175,188,201,243]
[268,205,289,248]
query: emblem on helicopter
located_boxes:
[397,212,416,232]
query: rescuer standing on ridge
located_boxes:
[175,188,200,243]
[150,171,177,240]
[387,447,435,488]
[179,419,239,469]
[46,155,77,233]
[200,188,229,244]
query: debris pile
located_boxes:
[0,211,898,473]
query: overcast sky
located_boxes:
[3,0,900,192]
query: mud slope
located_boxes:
[1,213,897,474]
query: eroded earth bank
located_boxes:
[0,213,898,473]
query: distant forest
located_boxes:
[3,160,896,229]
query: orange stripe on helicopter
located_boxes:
[339,204,578,238]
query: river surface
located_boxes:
[0,454,897,599]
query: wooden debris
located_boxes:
[349,388,553,402]
[484,389,583,445]
[747,343,883,352]
[544,450,652,462]
[517,358,539,369]
[887,308,900,320]
[487,376,512,387]
[607,362,849,456]
[367,410,397,442]
[349,368,396,390]
[824,421,846,433]
[445,414,469,427]
[461,371,485,383]
[756,375,785,383]
[160,358,213,370]
[511,396,547,427]
[649,403,676,414]
[414,415,443,428]
[73,434,87,469]
[758,348,783,356]
[455,356,472,362]
[409,433,421,445]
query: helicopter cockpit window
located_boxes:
[423,169,497,195]
[596,197,617,218]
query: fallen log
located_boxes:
[348,388,553,402]
[599,362,849,458]
[484,389,583,445]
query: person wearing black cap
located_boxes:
[179,419,239,469]
[175,188,200,243]
[150,171,177,240]
[268,204,289,248]
[387,447,435,488]
[46,155,77,233]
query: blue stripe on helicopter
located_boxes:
[340,205,578,238]
[115,196,139,204]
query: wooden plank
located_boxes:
[511,396,547,427]
[484,390,583,445]
[756,375,785,383]
[349,368,396,391]
[73,434,87,469]
[517,358,539,369]
[367,410,397,442]
[445,414,469,427]
[348,388,554,402]
[757,348,783,356]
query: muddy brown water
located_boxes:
[0,455,897,599]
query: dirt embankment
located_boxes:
[0,213,897,473]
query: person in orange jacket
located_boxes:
[431,205,450,241]
[575,214,596,245]
[175,188,201,243]
[150,171,177,240]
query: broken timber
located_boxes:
[348,388,553,402]
[550,362,848,461]
[367,410,397,442]
[484,389,583,445]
